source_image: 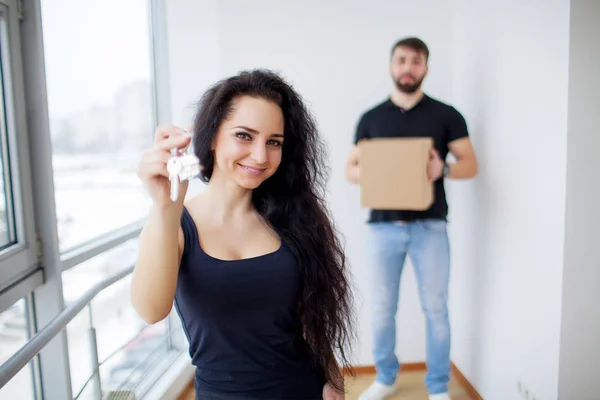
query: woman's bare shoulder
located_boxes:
[182,193,208,219]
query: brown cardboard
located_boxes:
[358,137,434,210]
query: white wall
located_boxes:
[448,0,570,399]
[165,0,455,365]
[166,0,220,126]
[558,1,600,398]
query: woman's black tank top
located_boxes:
[174,207,325,400]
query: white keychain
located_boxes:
[166,133,201,202]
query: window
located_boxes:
[0,0,175,398]
[40,0,155,252]
[0,54,15,250]
[62,239,139,395]
[62,239,183,399]
[0,298,36,400]
[0,0,39,299]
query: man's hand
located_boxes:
[323,383,345,400]
[345,145,360,184]
[427,148,444,181]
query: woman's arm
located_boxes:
[131,125,191,324]
[130,201,185,324]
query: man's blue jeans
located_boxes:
[367,220,451,395]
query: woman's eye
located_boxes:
[235,132,251,140]
[268,140,283,147]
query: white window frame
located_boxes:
[0,0,41,313]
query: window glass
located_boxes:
[0,298,36,400]
[0,19,16,250]
[41,0,154,251]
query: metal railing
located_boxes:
[72,321,182,400]
[60,222,144,271]
[0,266,134,389]
[0,265,150,399]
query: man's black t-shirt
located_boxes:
[354,95,469,223]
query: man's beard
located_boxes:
[394,75,424,94]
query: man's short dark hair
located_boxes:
[391,37,429,61]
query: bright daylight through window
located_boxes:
[0,0,186,398]
[0,298,35,400]
[0,34,16,251]
[41,0,154,252]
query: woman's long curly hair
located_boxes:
[191,69,355,390]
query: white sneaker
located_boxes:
[358,381,396,400]
[429,393,451,400]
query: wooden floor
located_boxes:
[180,371,471,399]
[345,371,470,400]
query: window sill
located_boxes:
[141,352,194,400]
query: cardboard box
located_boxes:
[358,137,434,210]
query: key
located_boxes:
[167,150,183,202]
[176,153,201,181]
[176,131,202,182]
[166,142,202,202]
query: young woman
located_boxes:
[132,69,354,399]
